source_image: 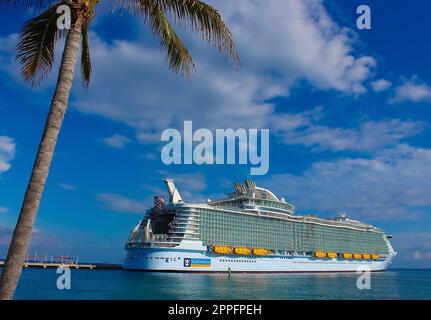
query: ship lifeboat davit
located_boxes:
[212,246,231,254]
[327,252,337,259]
[233,247,251,255]
[342,253,353,259]
[252,248,268,256]
[314,251,326,258]
[353,253,363,259]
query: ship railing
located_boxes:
[304,216,375,230]
[167,235,199,241]
[243,205,294,215]
[184,203,380,233]
[173,215,200,220]
[171,219,200,225]
[174,220,200,225]
[168,230,200,236]
[173,216,200,222]
[152,234,169,242]
[125,242,151,249]
[169,225,200,231]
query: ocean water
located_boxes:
[10,268,431,300]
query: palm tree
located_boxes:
[0,0,238,300]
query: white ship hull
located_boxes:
[123,241,395,273]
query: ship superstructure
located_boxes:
[123,179,396,272]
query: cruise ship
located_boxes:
[123,179,396,272]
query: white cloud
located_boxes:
[413,251,431,261]
[99,172,207,213]
[101,134,132,149]
[59,183,76,191]
[156,171,207,192]
[143,171,208,202]
[371,79,392,92]
[214,0,376,95]
[390,77,431,104]
[391,232,431,266]
[67,0,376,142]
[0,207,8,214]
[0,225,15,246]
[263,144,431,219]
[139,153,158,161]
[0,1,378,149]
[96,193,148,214]
[73,36,273,142]
[0,136,16,176]
[0,224,62,250]
[0,34,20,79]
[270,108,424,152]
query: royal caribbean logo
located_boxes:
[184,258,191,267]
[184,258,211,268]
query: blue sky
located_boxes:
[1,0,431,267]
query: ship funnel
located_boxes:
[164,179,183,204]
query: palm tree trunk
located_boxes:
[0,15,83,300]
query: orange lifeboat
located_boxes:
[327,252,337,259]
[212,246,231,254]
[252,248,268,256]
[314,251,326,258]
[233,247,251,255]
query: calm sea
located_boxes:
[10,268,431,300]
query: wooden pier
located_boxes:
[0,260,96,269]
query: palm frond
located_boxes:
[129,0,195,77]
[157,0,239,64]
[80,19,92,88]
[120,0,239,72]
[16,2,70,86]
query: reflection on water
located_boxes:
[12,268,431,300]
